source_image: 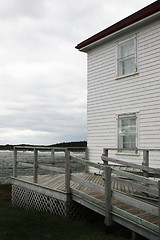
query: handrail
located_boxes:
[70,153,159,197]
[111,168,158,187]
[71,154,104,171]
[14,146,87,151]
[70,151,159,230]
[103,147,160,151]
[13,146,87,195]
[102,155,160,174]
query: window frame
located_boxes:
[116,35,138,79]
[116,112,138,154]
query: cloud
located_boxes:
[0,0,155,145]
[0,0,45,20]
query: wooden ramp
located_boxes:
[12,146,160,240]
[12,172,159,240]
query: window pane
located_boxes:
[120,38,134,58]
[118,115,136,150]
[117,37,135,76]
[119,57,135,75]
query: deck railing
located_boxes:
[68,149,160,239]
[102,148,160,178]
[13,146,87,193]
[13,146,160,239]
[101,148,160,238]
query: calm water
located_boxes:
[0,150,85,184]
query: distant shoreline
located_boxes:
[0,141,87,151]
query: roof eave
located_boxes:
[76,1,160,52]
[78,11,160,53]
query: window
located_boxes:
[117,114,137,152]
[117,36,137,77]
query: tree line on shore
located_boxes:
[0,141,87,151]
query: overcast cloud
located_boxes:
[0,0,155,145]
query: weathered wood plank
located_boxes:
[13,148,17,177]
[104,166,112,226]
[112,190,158,216]
[70,155,104,170]
[65,150,71,193]
[112,206,159,233]
[111,168,158,187]
[71,189,105,216]
[51,148,55,165]
[33,149,38,183]
[37,175,53,185]
[111,176,158,197]
[18,162,34,168]
[12,177,67,201]
[71,174,104,194]
[112,214,159,240]
[14,146,67,151]
[158,181,160,238]
[38,164,65,173]
[102,155,160,174]
[143,150,149,178]
[71,188,105,208]
[12,170,160,239]
[103,148,160,152]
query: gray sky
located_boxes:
[0,0,155,145]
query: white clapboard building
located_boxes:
[76,1,160,168]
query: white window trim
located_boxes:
[116,34,138,79]
[116,112,139,156]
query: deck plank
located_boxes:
[14,173,159,229]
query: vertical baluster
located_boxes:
[33,148,38,183]
[13,147,17,177]
[51,148,55,174]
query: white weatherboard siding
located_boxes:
[87,18,160,168]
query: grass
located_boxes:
[0,184,132,240]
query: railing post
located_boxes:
[143,150,149,178]
[51,148,55,174]
[104,165,112,226]
[158,181,160,239]
[103,148,108,165]
[85,148,89,173]
[65,150,71,193]
[13,147,17,177]
[51,148,55,165]
[65,149,72,218]
[33,149,38,183]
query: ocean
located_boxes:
[0,150,85,184]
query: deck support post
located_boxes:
[132,231,137,240]
[65,150,71,194]
[33,149,38,183]
[13,147,17,177]
[143,150,149,178]
[158,181,160,239]
[104,165,112,226]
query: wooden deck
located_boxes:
[11,147,160,240]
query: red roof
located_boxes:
[76,1,160,50]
